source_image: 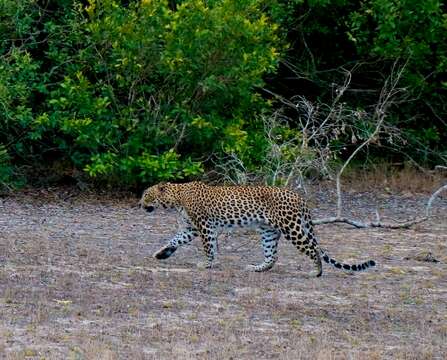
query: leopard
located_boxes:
[139,181,376,277]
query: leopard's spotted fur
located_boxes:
[140,181,376,277]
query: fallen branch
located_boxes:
[313,183,447,228]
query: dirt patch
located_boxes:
[1,187,446,359]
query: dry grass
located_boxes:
[343,164,446,194]
[0,185,446,359]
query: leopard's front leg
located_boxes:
[153,226,198,260]
[196,222,218,269]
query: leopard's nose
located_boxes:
[145,206,155,213]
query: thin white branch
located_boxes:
[312,60,446,229]
[425,183,447,218]
[332,60,407,218]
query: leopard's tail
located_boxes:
[320,249,376,272]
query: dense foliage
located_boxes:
[0,0,280,187]
[271,0,447,163]
[1,0,446,189]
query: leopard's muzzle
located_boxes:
[145,205,155,213]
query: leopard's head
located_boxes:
[139,182,177,213]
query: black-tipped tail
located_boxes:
[321,250,376,272]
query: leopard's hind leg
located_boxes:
[246,225,281,272]
[282,211,323,277]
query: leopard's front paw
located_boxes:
[245,263,274,272]
[153,245,177,260]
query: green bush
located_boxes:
[349,0,447,162]
[1,0,445,190]
[0,0,44,188]
[1,0,281,187]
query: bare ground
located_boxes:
[0,186,446,359]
